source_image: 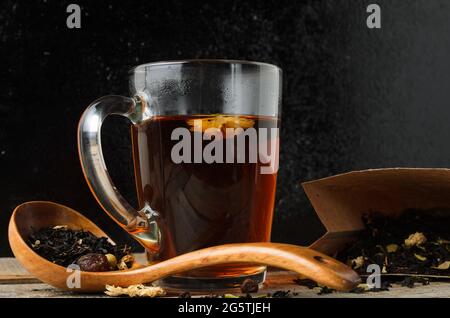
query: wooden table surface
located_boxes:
[1,258,449,298]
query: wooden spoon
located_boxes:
[9,201,360,293]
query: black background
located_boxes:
[2,0,450,256]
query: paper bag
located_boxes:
[303,168,450,255]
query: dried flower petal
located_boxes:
[432,261,450,270]
[405,232,427,247]
[351,256,365,269]
[386,244,399,253]
[52,225,68,230]
[437,239,450,244]
[105,284,165,297]
[118,254,134,270]
[186,116,255,138]
[414,254,427,262]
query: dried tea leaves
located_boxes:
[398,277,430,288]
[270,290,292,298]
[293,278,318,289]
[28,226,133,270]
[338,209,450,277]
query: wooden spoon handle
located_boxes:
[91,243,360,291]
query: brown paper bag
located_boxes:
[303,168,450,255]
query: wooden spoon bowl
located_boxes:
[9,201,360,293]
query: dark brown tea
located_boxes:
[131,114,279,278]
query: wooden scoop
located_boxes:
[8,201,360,293]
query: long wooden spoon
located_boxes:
[9,201,360,293]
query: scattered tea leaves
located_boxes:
[293,278,318,289]
[201,294,221,298]
[317,286,334,295]
[350,281,391,294]
[271,290,292,298]
[399,277,430,288]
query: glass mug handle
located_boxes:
[77,95,161,254]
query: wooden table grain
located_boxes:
[1,258,449,298]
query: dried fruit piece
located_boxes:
[76,253,110,272]
[105,253,117,270]
[240,278,259,293]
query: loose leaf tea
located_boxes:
[317,286,334,295]
[271,290,292,298]
[28,226,132,270]
[349,281,391,294]
[338,209,450,276]
[293,278,318,289]
[398,277,430,288]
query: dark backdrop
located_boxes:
[2,0,450,256]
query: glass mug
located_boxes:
[77,60,282,289]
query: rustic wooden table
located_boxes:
[1,258,449,298]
